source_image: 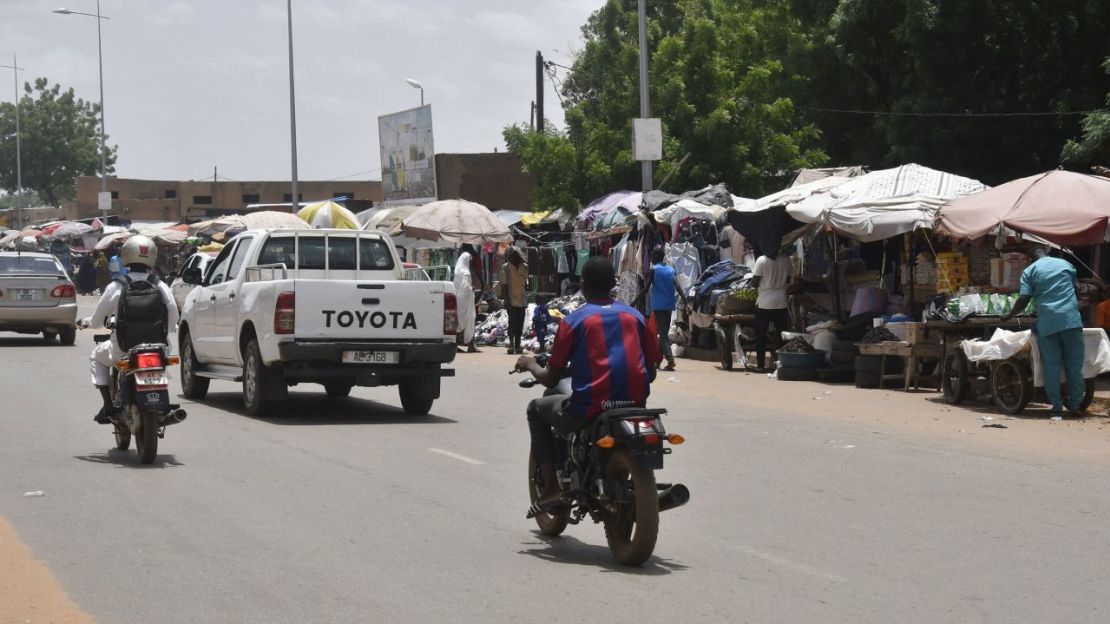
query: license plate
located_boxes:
[341,351,399,364]
[16,289,37,301]
[134,371,169,387]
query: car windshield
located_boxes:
[0,256,62,275]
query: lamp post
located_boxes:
[636,0,652,192]
[286,0,299,212]
[53,3,111,216]
[404,78,424,107]
[0,55,24,228]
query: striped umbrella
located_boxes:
[297,200,360,229]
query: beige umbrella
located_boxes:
[240,210,311,231]
[400,199,512,244]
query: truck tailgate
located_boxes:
[293,280,449,341]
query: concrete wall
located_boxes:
[434,153,534,212]
[70,177,384,221]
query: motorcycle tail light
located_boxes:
[443,292,459,335]
[136,353,162,369]
[641,433,661,445]
[274,291,295,335]
[596,435,616,448]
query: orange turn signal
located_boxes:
[666,434,685,445]
[596,435,616,449]
[114,360,129,371]
[166,356,180,365]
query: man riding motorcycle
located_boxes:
[81,235,178,423]
[514,257,662,513]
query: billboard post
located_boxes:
[378,105,437,205]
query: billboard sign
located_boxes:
[378,105,437,204]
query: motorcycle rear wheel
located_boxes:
[603,448,659,567]
[528,451,569,537]
[133,407,158,465]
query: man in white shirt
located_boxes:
[80,236,178,423]
[751,251,793,371]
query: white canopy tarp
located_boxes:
[783,164,986,242]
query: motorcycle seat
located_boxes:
[601,407,667,420]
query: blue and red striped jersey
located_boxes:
[548,299,662,418]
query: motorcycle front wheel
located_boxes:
[603,448,659,566]
[133,407,158,465]
[528,451,569,537]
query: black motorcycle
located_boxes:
[94,321,186,464]
[517,362,689,566]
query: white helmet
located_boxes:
[121,235,158,269]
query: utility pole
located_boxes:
[535,51,544,134]
[530,101,535,132]
[1,55,24,228]
[286,0,299,212]
[637,0,652,192]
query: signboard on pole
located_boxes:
[378,105,437,204]
[632,118,663,162]
[97,191,112,214]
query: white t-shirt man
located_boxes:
[752,255,792,310]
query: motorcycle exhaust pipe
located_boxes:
[657,483,690,512]
[160,409,187,426]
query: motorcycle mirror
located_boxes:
[518,378,538,389]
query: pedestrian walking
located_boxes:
[496,246,529,354]
[641,248,677,370]
[453,246,479,353]
[1002,246,1085,419]
[751,249,793,371]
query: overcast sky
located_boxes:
[1,0,599,182]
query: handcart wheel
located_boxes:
[716,322,734,370]
[991,360,1032,415]
[942,349,969,404]
[1081,378,1095,411]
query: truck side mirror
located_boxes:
[182,267,203,285]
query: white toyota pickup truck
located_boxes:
[177,229,458,416]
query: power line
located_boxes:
[798,105,1100,118]
[327,168,380,181]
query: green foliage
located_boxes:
[503,124,581,211]
[1062,58,1110,168]
[0,77,117,206]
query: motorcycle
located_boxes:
[93,318,187,464]
[515,357,689,566]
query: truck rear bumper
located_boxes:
[276,340,455,387]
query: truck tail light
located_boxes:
[50,284,76,298]
[443,292,459,335]
[275,291,295,335]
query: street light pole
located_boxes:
[0,55,24,228]
[286,0,299,212]
[405,79,424,107]
[53,4,111,216]
[637,0,652,192]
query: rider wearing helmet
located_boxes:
[80,235,178,423]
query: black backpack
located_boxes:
[115,275,168,350]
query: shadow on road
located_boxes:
[73,449,185,469]
[195,392,458,425]
[518,531,687,575]
[0,336,74,347]
[922,395,1086,422]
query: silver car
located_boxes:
[0,252,79,345]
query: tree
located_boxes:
[502,124,581,211]
[0,77,117,207]
[822,0,1110,184]
[1062,58,1110,169]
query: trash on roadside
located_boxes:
[666,376,678,383]
[23,491,45,497]
[982,423,1008,429]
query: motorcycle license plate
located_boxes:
[341,351,398,364]
[134,371,169,387]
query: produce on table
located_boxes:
[779,337,815,353]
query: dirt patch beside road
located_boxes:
[0,514,93,624]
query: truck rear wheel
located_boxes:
[399,379,435,415]
[243,339,284,416]
[324,381,353,398]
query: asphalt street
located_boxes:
[2,311,1110,623]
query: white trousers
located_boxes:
[90,340,117,386]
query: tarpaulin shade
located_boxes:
[937,171,1110,247]
[575,191,642,229]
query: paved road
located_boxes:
[2,319,1109,623]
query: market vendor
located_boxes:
[1001,246,1084,419]
[751,248,793,371]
